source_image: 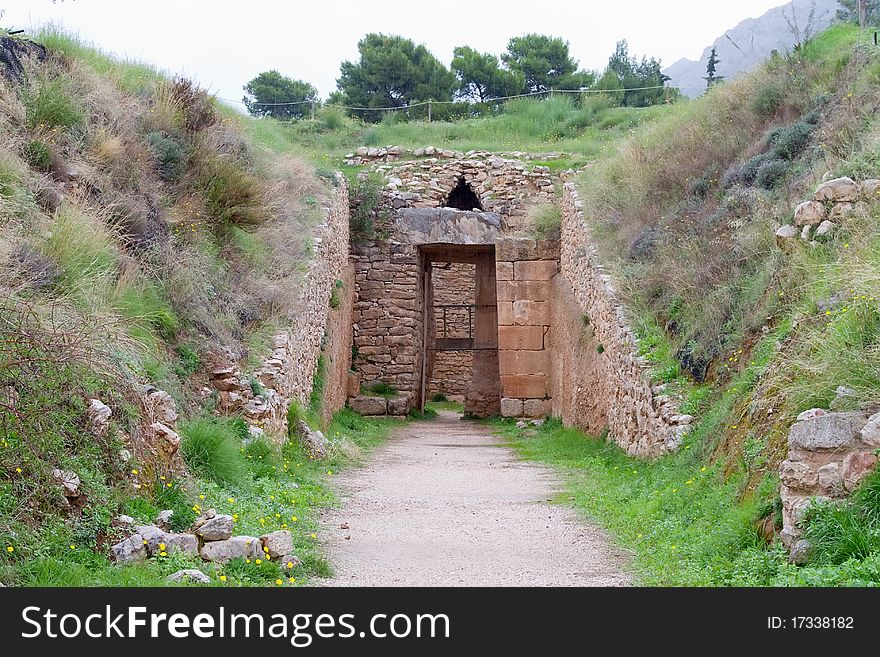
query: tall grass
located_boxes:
[179,417,249,486]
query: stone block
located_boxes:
[346,371,362,398]
[842,451,878,492]
[536,240,560,260]
[814,176,861,203]
[348,396,388,415]
[387,394,411,415]
[196,514,234,541]
[514,260,558,281]
[496,280,551,302]
[499,350,550,376]
[498,326,544,351]
[200,536,262,563]
[780,459,817,491]
[523,398,552,418]
[513,300,551,326]
[500,397,524,417]
[497,301,514,326]
[788,411,865,450]
[496,238,537,261]
[501,375,548,399]
[496,262,514,281]
[260,530,294,559]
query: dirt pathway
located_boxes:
[319,411,631,586]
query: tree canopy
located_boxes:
[242,70,317,120]
[451,46,523,102]
[836,0,880,25]
[336,33,456,118]
[599,40,669,107]
[501,34,593,93]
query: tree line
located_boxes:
[243,33,674,122]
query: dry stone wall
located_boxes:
[557,183,690,457]
[428,262,475,399]
[207,176,353,436]
[779,407,880,556]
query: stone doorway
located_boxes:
[420,244,500,418]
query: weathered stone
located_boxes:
[500,397,524,417]
[793,201,826,226]
[136,524,198,556]
[87,399,112,437]
[154,510,174,530]
[387,394,411,416]
[775,224,800,249]
[829,202,855,221]
[348,395,387,415]
[815,219,835,236]
[796,408,827,422]
[51,468,81,498]
[200,535,262,563]
[110,534,146,564]
[862,178,880,201]
[814,176,861,203]
[280,554,302,571]
[800,224,812,241]
[789,539,812,565]
[842,451,877,492]
[295,419,329,460]
[859,411,880,447]
[788,411,865,450]
[196,514,234,541]
[523,398,551,418]
[817,462,843,494]
[151,422,180,454]
[167,569,210,584]
[780,460,817,490]
[192,508,217,531]
[260,530,294,559]
[144,388,178,426]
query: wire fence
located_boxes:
[219,84,706,121]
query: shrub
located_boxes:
[431,393,448,402]
[199,156,268,228]
[755,158,789,189]
[527,203,562,240]
[768,121,813,160]
[23,80,85,131]
[168,76,216,133]
[179,417,248,485]
[319,106,345,131]
[151,478,197,532]
[145,132,187,181]
[349,173,385,243]
[23,140,52,171]
[739,153,773,185]
[751,81,784,117]
[367,381,397,397]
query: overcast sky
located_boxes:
[2,0,790,105]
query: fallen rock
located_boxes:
[387,394,411,416]
[51,468,81,498]
[151,422,180,454]
[87,399,112,437]
[192,508,217,530]
[167,569,210,584]
[135,525,198,556]
[860,411,880,447]
[154,510,174,530]
[793,201,826,226]
[814,176,861,203]
[862,178,880,201]
[516,420,528,429]
[116,514,136,526]
[35,185,64,213]
[294,419,329,460]
[144,387,178,426]
[196,514,234,541]
[775,224,799,249]
[348,395,387,416]
[200,536,262,563]
[815,219,835,236]
[789,539,812,565]
[110,534,146,564]
[260,530,294,559]
[796,408,827,422]
[280,555,302,571]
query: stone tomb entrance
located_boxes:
[421,244,500,417]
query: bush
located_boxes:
[349,173,385,243]
[751,82,784,117]
[145,132,187,181]
[527,203,562,240]
[768,121,813,160]
[23,80,85,131]
[319,106,345,131]
[199,156,268,228]
[739,153,773,185]
[755,158,789,189]
[367,381,397,397]
[179,417,248,486]
[23,140,52,171]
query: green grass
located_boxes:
[1,408,401,587]
[23,78,85,132]
[179,417,249,486]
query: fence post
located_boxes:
[310,101,315,120]
[428,100,432,123]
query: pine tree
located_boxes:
[704,47,724,89]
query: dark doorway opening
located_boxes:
[445,177,483,211]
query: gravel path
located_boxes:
[319,411,631,586]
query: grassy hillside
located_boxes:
[0,29,399,587]
[225,93,673,169]
[501,23,880,585]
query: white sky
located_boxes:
[2,0,789,104]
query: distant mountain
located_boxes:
[664,0,840,97]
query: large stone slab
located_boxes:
[787,411,866,450]
[348,395,388,415]
[394,208,502,245]
[199,536,262,563]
